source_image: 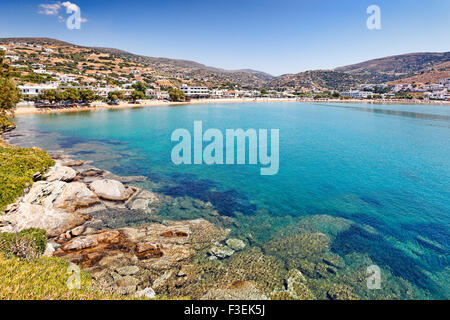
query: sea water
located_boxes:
[9,102,450,299]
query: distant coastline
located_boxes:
[14,98,450,115]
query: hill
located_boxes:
[335,52,450,83]
[268,52,450,91]
[1,37,448,91]
[0,37,273,88]
[267,70,365,91]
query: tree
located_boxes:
[61,88,81,102]
[130,90,145,101]
[79,89,96,103]
[168,87,186,101]
[0,51,21,117]
[108,91,124,102]
[132,81,147,93]
[38,89,61,104]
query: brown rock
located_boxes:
[159,230,188,238]
[135,242,163,259]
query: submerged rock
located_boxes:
[201,281,268,300]
[286,269,315,300]
[226,238,246,251]
[327,284,359,300]
[60,159,84,167]
[116,265,140,276]
[209,243,235,259]
[264,232,331,270]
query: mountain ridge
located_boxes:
[1,37,448,90]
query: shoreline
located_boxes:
[14,97,450,115]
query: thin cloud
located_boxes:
[38,2,87,24]
[38,3,61,15]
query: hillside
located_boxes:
[1,37,448,91]
[0,37,273,88]
[94,46,274,87]
[386,61,450,85]
[335,52,450,83]
[267,70,365,91]
[270,52,449,91]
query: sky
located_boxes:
[0,0,449,76]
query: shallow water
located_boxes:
[9,102,450,299]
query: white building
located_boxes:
[5,55,19,62]
[57,74,78,83]
[210,89,224,98]
[340,90,374,99]
[18,84,58,96]
[180,84,210,98]
[33,69,51,75]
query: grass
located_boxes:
[0,142,54,211]
[0,252,128,300]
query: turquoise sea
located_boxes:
[9,102,450,299]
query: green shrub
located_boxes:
[0,144,54,211]
[0,228,47,259]
[0,116,15,132]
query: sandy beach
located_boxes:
[14,97,450,115]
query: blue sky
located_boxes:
[0,0,449,75]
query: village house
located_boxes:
[180,84,211,98]
[18,83,58,96]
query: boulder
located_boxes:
[70,225,86,236]
[90,179,134,201]
[0,203,87,237]
[23,180,67,207]
[44,165,77,182]
[135,287,156,299]
[43,243,56,257]
[53,182,102,213]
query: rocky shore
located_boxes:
[0,152,232,298]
